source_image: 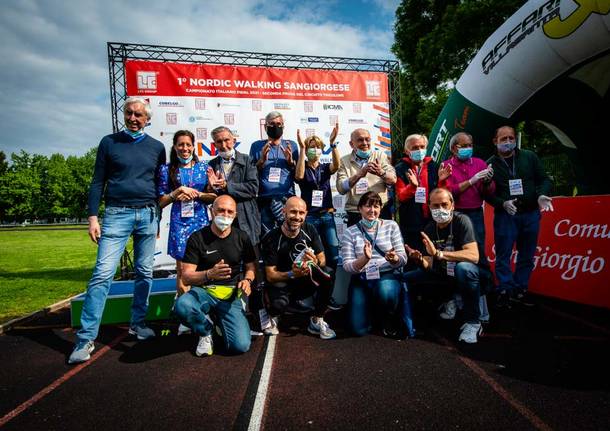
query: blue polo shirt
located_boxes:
[249,139,298,198]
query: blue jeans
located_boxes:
[77,206,159,343]
[348,272,402,336]
[174,287,251,354]
[493,209,541,293]
[306,212,339,269]
[402,263,481,323]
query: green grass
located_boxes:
[0,227,97,324]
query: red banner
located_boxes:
[485,196,610,309]
[126,61,389,102]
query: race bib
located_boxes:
[311,190,324,207]
[181,200,194,218]
[365,262,380,280]
[509,179,524,196]
[356,178,369,194]
[415,187,427,204]
[446,261,456,277]
[268,167,282,183]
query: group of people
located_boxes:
[68,97,553,363]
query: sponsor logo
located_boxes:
[217,102,241,108]
[166,113,177,125]
[304,101,313,112]
[189,116,213,123]
[252,100,262,111]
[365,80,381,97]
[195,99,206,110]
[329,115,338,126]
[430,118,449,161]
[299,117,320,123]
[543,0,609,39]
[137,71,157,91]
[159,130,178,137]
[353,103,362,113]
[348,118,365,124]
[454,105,470,130]
[157,101,183,108]
[205,250,218,254]
[323,104,343,110]
[274,102,290,110]
[196,128,208,140]
[224,113,235,125]
[305,128,316,138]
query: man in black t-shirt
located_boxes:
[175,195,256,356]
[261,196,336,339]
[403,188,483,343]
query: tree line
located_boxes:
[0,149,96,223]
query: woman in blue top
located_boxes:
[158,130,216,294]
[295,124,340,268]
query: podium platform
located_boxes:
[70,278,177,327]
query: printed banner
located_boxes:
[125,60,391,270]
[485,195,610,309]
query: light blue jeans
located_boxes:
[306,212,340,269]
[77,206,158,343]
[174,286,251,354]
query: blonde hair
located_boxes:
[304,135,324,149]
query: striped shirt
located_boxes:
[341,219,407,274]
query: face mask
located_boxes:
[219,149,235,160]
[306,148,321,161]
[497,140,516,154]
[178,155,193,164]
[457,147,473,160]
[356,149,371,159]
[213,215,234,231]
[360,218,378,229]
[266,125,283,140]
[431,208,453,224]
[125,129,145,139]
[409,149,426,162]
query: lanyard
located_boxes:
[435,221,454,250]
[500,155,517,179]
[308,164,322,190]
[358,221,383,255]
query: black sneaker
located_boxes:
[510,290,535,307]
[495,290,511,309]
[327,297,344,311]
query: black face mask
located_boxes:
[266,125,284,140]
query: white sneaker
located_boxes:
[439,299,457,320]
[307,317,336,340]
[177,324,191,336]
[458,323,482,344]
[263,317,279,336]
[128,324,156,340]
[196,335,213,357]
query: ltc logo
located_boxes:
[365,80,381,97]
[544,0,610,39]
[137,71,157,91]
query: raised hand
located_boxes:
[406,168,418,187]
[297,129,305,150]
[329,123,339,145]
[363,240,373,260]
[438,163,452,182]
[282,144,293,165]
[420,232,437,257]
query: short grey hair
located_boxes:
[404,133,428,152]
[124,96,152,119]
[429,187,454,204]
[449,132,473,149]
[211,126,233,140]
[265,111,283,123]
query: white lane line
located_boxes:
[247,335,277,431]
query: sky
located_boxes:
[0,0,400,158]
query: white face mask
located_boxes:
[431,208,452,224]
[219,149,235,160]
[213,215,234,231]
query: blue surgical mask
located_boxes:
[178,155,193,164]
[410,149,426,162]
[356,149,371,159]
[457,147,473,160]
[360,218,378,229]
[124,129,145,139]
[497,141,516,153]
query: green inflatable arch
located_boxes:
[428,0,610,195]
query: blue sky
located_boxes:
[0,0,400,158]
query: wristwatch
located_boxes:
[330,142,338,149]
[286,271,295,279]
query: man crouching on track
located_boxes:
[261,196,336,339]
[174,195,256,356]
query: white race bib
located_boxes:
[446,261,456,277]
[311,190,324,207]
[365,262,380,280]
[509,179,524,196]
[268,167,282,183]
[181,200,194,218]
[356,177,369,194]
[415,187,427,204]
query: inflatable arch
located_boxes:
[428,0,610,195]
